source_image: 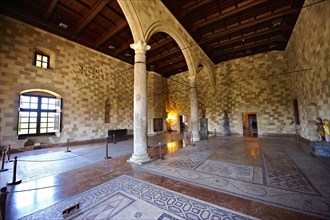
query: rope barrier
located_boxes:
[11,141,68,153]
[7,164,128,194]
[105,138,111,159]
[0,150,8,172]
[17,146,101,163]
[7,157,22,185]
[0,187,8,220]
[65,139,71,153]
[6,145,13,162]
[158,142,164,160]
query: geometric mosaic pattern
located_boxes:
[19,175,257,220]
[140,138,330,219]
[261,146,317,194]
[170,146,219,169]
[196,160,255,182]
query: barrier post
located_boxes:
[105,138,111,159]
[112,133,116,144]
[65,139,71,152]
[0,187,8,220]
[0,150,8,172]
[7,156,22,185]
[6,145,13,162]
[214,128,216,137]
[158,142,164,160]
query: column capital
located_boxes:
[130,40,151,54]
[188,75,196,87]
[188,75,196,81]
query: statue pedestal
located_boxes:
[310,141,330,157]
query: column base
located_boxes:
[193,137,200,142]
[127,153,153,165]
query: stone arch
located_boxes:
[145,21,198,77]
[196,62,216,89]
[117,0,145,42]
[16,83,63,98]
[20,88,61,98]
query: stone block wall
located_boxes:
[166,72,191,131]
[167,51,295,136]
[147,71,167,134]
[0,15,134,145]
[286,0,330,141]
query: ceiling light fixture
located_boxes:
[108,45,116,49]
[59,23,68,29]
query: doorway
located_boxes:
[179,115,188,133]
[242,112,258,137]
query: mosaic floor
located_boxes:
[2,134,329,220]
[19,175,257,220]
[140,138,330,219]
[0,141,133,185]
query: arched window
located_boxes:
[18,91,61,138]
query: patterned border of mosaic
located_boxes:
[19,175,257,220]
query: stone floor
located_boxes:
[1,133,329,220]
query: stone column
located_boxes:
[189,76,200,141]
[128,41,151,164]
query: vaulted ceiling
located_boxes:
[0,0,304,78]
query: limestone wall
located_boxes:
[168,51,295,136]
[286,0,330,141]
[0,15,134,145]
[166,72,191,131]
[147,71,167,134]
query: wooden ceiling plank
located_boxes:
[206,27,288,51]
[178,0,213,18]
[212,36,285,58]
[96,21,127,47]
[200,8,300,43]
[191,0,268,32]
[152,55,185,69]
[149,38,175,51]
[74,0,109,35]
[148,48,183,63]
[43,0,59,22]
[158,61,188,74]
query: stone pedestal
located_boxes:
[310,141,330,157]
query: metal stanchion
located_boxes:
[7,156,22,185]
[112,133,116,144]
[214,128,216,137]
[105,138,111,159]
[0,150,8,172]
[158,142,164,160]
[0,187,8,220]
[6,145,13,162]
[65,139,71,152]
